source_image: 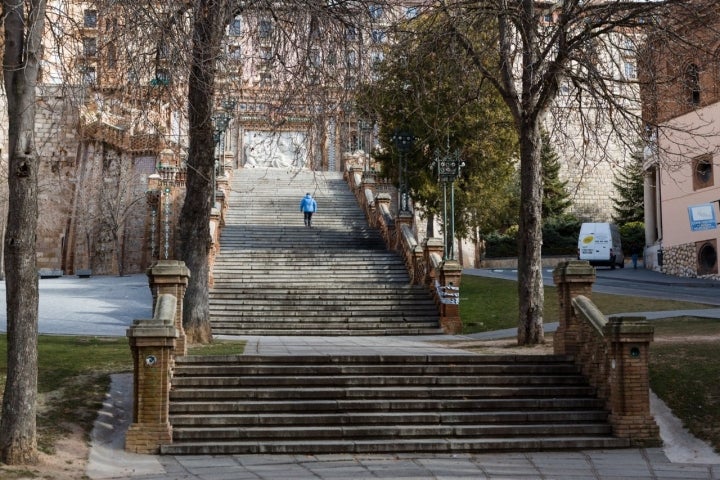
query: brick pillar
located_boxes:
[147,260,190,355]
[125,312,178,453]
[439,260,462,334]
[604,316,660,445]
[552,260,595,355]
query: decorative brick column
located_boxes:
[604,316,661,445]
[553,260,595,355]
[147,260,190,355]
[439,260,462,334]
[125,294,179,454]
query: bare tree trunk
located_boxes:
[0,0,46,464]
[178,0,228,344]
[517,119,544,345]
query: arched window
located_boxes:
[685,63,701,106]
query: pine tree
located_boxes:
[541,130,571,219]
[612,151,645,224]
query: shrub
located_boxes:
[619,221,645,254]
[484,215,580,258]
[542,214,582,255]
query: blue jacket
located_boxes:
[300,194,317,213]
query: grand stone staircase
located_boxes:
[209,167,443,335]
[161,354,630,454]
[163,167,630,455]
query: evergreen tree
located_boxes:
[612,151,645,224]
[541,131,571,219]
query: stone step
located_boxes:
[210,167,439,335]
[169,385,599,401]
[169,397,605,414]
[160,436,630,455]
[170,410,609,425]
[172,362,581,376]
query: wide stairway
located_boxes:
[209,167,443,335]
[167,167,630,455]
[162,353,630,454]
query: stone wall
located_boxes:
[661,241,720,280]
[30,87,164,275]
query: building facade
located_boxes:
[640,5,720,277]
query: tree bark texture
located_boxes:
[516,119,545,345]
[0,0,47,464]
[178,0,228,344]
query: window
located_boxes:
[309,49,321,68]
[692,154,714,190]
[106,42,117,68]
[543,13,552,23]
[259,19,272,39]
[346,26,357,41]
[369,4,383,19]
[83,37,97,57]
[624,62,637,80]
[84,10,97,28]
[405,6,418,18]
[259,47,273,68]
[153,69,170,86]
[685,63,701,106]
[229,18,242,36]
[80,66,96,85]
[371,30,386,44]
[228,45,242,61]
[346,50,356,68]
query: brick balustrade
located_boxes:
[125,261,190,454]
[125,293,180,454]
[553,260,661,446]
[345,166,462,333]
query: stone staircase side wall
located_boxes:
[553,260,661,446]
[345,165,463,334]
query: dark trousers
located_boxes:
[304,212,313,226]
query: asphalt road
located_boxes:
[465,264,720,306]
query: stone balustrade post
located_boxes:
[395,212,413,251]
[553,260,595,355]
[422,238,444,287]
[439,260,463,334]
[604,316,660,445]
[147,260,190,355]
[125,295,179,454]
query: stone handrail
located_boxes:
[554,260,660,446]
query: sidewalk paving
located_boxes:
[2,273,720,479]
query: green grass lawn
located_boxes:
[459,275,714,334]
[0,335,245,454]
[649,317,720,452]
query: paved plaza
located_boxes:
[1,271,720,479]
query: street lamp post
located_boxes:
[211,98,236,205]
[391,129,413,214]
[434,147,464,260]
[358,119,372,175]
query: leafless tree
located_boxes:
[412,0,714,345]
[0,0,47,464]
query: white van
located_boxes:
[577,222,624,269]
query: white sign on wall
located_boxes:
[688,203,717,232]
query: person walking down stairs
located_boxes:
[300,192,317,228]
